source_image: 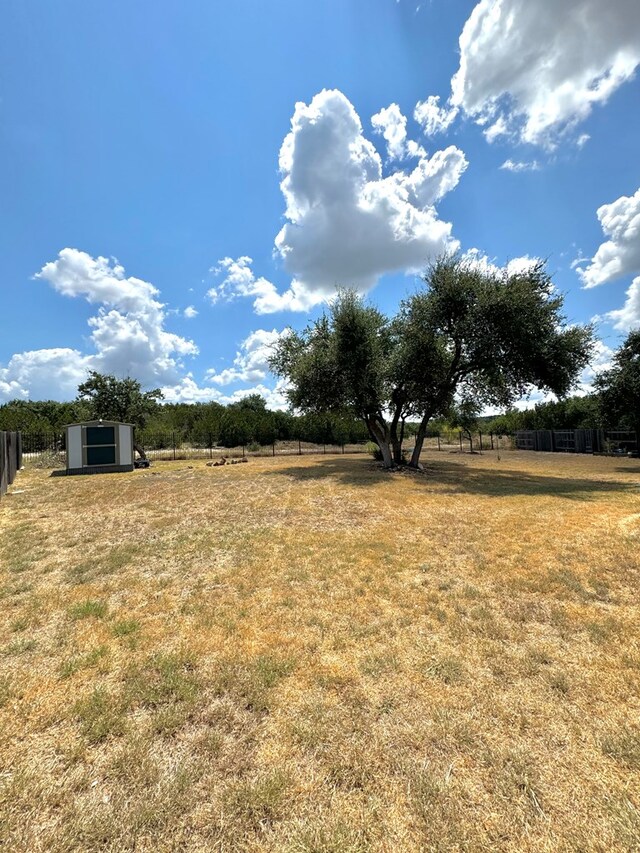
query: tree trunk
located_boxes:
[366,416,393,468]
[409,416,431,469]
[134,442,147,460]
[388,398,406,466]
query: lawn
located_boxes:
[1,450,639,852]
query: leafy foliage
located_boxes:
[76,372,163,430]
[595,331,640,432]
[271,254,594,467]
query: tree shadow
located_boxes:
[266,455,634,500]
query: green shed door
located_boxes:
[86,426,115,446]
[86,445,117,465]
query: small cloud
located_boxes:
[371,103,425,161]
[414,95,458,137]
[184,305,198,318]
[500,158,540,173]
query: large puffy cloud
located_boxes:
[0,249,198,401]
[451,0,640,146]
[35,249,197,386]
[270,89,466,308]
[205,328,287,386]
[578,188,640,287]
[0,348,92,402]
[210,91,466,314]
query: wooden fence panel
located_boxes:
[0,431,22,498]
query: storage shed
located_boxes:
[65,420,134,475]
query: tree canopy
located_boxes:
[271,254,594,468]
[76,372,164,431]
[595,330,640,434]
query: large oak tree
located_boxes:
[270,255,594,469]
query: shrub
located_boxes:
[366,442,383,461]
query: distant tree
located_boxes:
[449,399,480,450]
[230,394,268,414]
[76,372,163,459]
[484,409,524,436]
[595,331,640,436]
[271,255,594,469]
[218,410,252,447]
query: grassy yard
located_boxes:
[1,450,639,852]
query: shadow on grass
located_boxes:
[266,455,633,499]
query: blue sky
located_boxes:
[1,0,639,406]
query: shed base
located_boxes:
[65,465,135,476]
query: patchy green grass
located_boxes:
[1,450,640,851]
[67,599,108,620]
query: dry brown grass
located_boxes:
[1,450,639,852]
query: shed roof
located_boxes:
[65,420,134,428]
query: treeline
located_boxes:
[483,395,604,435]
[0,394,370,447]
[1,390,634,448]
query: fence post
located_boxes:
[323,444,326,455]
[209,434,213,459]
[437,434,441,451]
[459,431,463,452]
[172,432,176,461]
[342,443,345,454]
[242,444,245,458]
[479,430,483,452]
[272,442,275,457]
[298,439,301,455]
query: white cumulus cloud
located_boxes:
[211,90,467,314]
[451,0,640,147]
[271,89,466,308]
[160,376,289,410]
[184,305,198,318]
[0,348,92,402]
[578,187,640,287]
[604,276,640,331]
[0,249,198,402]
[205,328,287,387]
[207,256,311,314]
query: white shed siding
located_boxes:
[118,424,133,465]
[67,425,83,469]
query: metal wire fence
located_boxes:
[19,430,513,467]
